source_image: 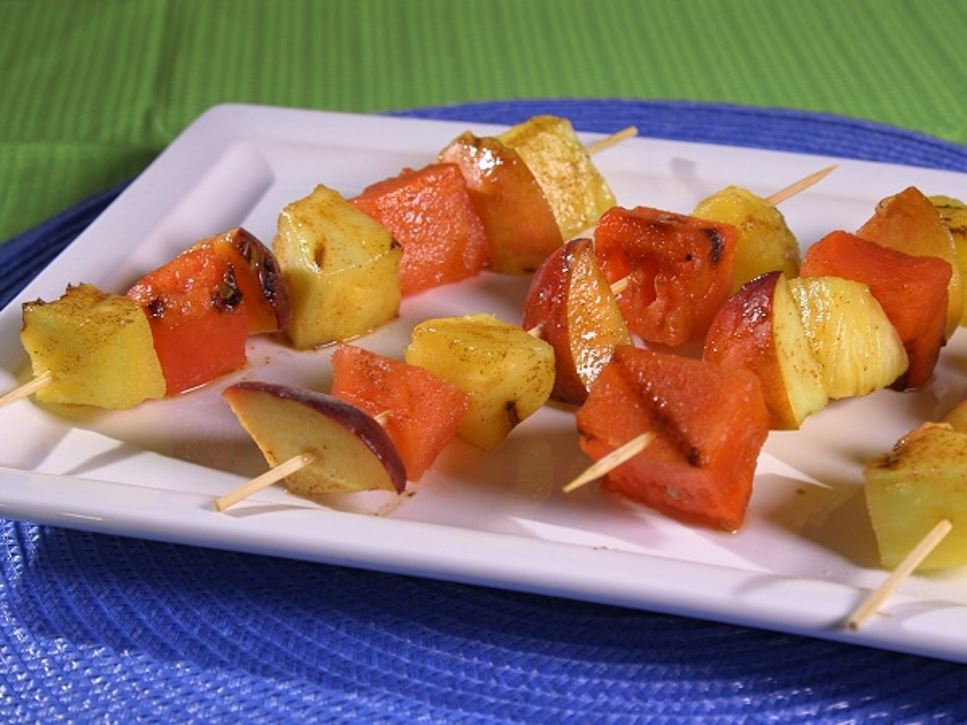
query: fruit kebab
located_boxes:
[593,165,838,350]
[559,273,912,529]
[213,163,832,515]
[2,125,824,411]
[213,312,558,511]
[1,115,634,406]
[352,118,635,291]
[706,187,961,431]
[437,115,628,275]
[211,342,475,512]
[223,165,841,509]
[558,185,963,529]
[4,228,289,409]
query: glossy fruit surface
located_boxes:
[522,238,631,404]
[439,132,562,275]
[128,245,249,394]
[801,230,950,389]
[331,344,470,481]
[352,163,487,295]
[576,346,769,531]
[594,206,737,346]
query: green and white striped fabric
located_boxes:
[1,0,964,241]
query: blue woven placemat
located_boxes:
[2,100,966,722]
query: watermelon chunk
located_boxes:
[352,163,488,296]
[594,207,737,347]
[128,245,249,395]
[330,344,470,481]
[575,346,769,531]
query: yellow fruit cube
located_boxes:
[20,284,166,409]
[693,185,800,293]
[865,423,967,570]
[405,314,555,451]
[273,184,402,348]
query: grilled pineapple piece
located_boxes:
[405,314,555,451]
[865,423,967,570]
[930,195,967,327]
[20,283,165,408]
[693,185,800,293]
[498,115,616,240]
[787,276,908,399]
[273,184,402,348]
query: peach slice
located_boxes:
[439,131,562,275]
[496,115,616,240]
[857,186,963,340]
[522,238,631,404]
[223,382,406,498]
[704,271,827,430]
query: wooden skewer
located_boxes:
[212,452,317,512]
[585,126,638,156]
[0,370,53,408]
[562,431,654,493]
[764,164,838,206]
[845,518,953,630]
[213,409,393,512]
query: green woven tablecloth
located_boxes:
[1,0,964,241]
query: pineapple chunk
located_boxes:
[273,184,402,349]
[787,276,908,399]
[405,314,555,451]
[498,115,616,240]
[20,284,165,408]
[930,195,967,327]
[865,423,967,570]
[693,185,800,293]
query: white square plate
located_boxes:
[1,104,965,662]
